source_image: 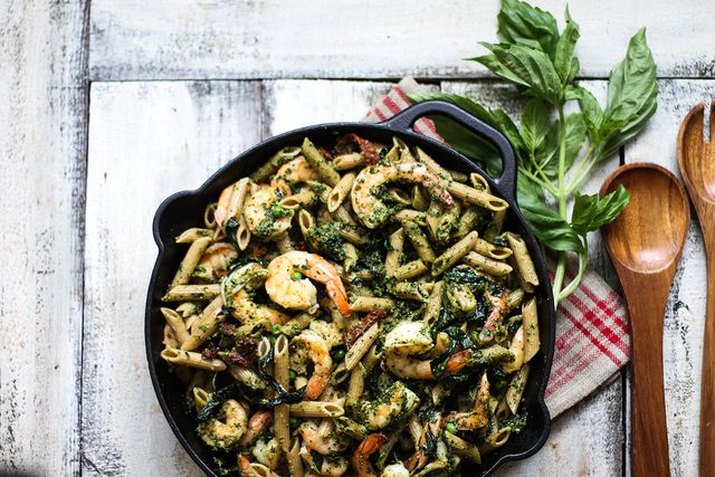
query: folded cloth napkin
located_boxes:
[365,77,630,417]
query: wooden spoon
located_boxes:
[678,101,715,476]
[601,163,690,477]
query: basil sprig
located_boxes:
[411,0,656,304]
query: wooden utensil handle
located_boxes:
[701,254,715,476]
[628,292,671,477]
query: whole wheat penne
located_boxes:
[423,281,444,326]
[502,325,525,373]
[454,206,482,239]
[181,296,224,351]
[411,185,429,211]
[160,348,226,372]
[463,251,513,277]
[332,203,357,225]
[360,344,381,373]
[522,298,540,362]
[505,364,530,415]
[426,200,461,245]
[332,152,364,170]
[402,220,436,263]
[274,335,291,452]
[281,189,317,210]
[250,147,301,182]
[505,232,539,292]
[162,284,221,302]
[286,439,305,477]
[339,225,369,245]
[176,227,213,243]
[160,307,190,344]
[444,432,482,463]
[327,172,356,212]
[393,209,427,225]
[392,282,434,302]
[349,296,395,312]
[470,172,491,192]
[386,187,411,206]
[345,364,365,407]
[345,323,379,371]
[227,365,267,391]
[385,227,405,277]
[301,138,340,186]
[170,237,211,288]
[394,259,429,281]
[289,401,344,418]
[432,231,479,276]
[484,209,506,241]
[447,181,508,211]
[474,237,513,260]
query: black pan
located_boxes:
[146,100,555,476]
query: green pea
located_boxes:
[271,324,282,335]
[269,335,276,345]
[445,422,457,434]
[290,271,303,281]
[332,347,346,362]
[289,370,297,381]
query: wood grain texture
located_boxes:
[0,1,88,475]
[624,80,715,477]
[601,163,690,477]
[676,101,715,477]
[89,0,715,81]
[443,80,625,475]
[82,81,263,476]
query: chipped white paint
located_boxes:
[624,80,715,477]
[83,81,263,476]
[89,0,715,81]
[0,1,87,475]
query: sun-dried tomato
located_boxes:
[344,308,387,349]
[345,133,379,165]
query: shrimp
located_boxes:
[240,411,273,447]
[351,162,453,228]
[193,242,238,281]
[292,329,333,400]
[381,463,410,477]
[265,251,350,316]
[197,399,248,451]
[251,437,281,470]
[352,433,387,477]
[271,156,319,195]
[238,454,281,477]
[244,185,294,240]
[479,290,508,343]
[222,263,290,328]
[320,456,349,477]
[354,381,420,430]
[383,321,468,380]
[299,420,347,454]
[446,372,490,431]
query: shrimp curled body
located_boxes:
[222,263,290,328]
[351,162,453,229]
[292,329,333,400]
[197,399,248,451]
[265,251,350,316]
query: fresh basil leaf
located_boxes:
[496,0,559,56]
[553,7,580,82]
[475,42,563,104]
[597,28,658,159]
[571,86,604,142]
[520,98,550,152]
[490,108,526,155]
[571,185,630,234]
[517,174,584,253]
[538,113,585,177]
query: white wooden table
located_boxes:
[1,1,713,475]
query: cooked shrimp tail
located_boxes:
[352,433,387,477]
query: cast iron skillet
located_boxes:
[146,100,555,476]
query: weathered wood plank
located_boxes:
[0,1,88,475]
[82,81,263,476]
[442,80,624,475]
[89,0,715,81]
[623,79,715,477]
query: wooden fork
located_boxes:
[677,101,715,476]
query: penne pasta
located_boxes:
[286,439,305,477]
[432,231,479,276]
[402,220,436,263]
[327,172,356,212]
[505,364,530,415]
[345,363,365,407]
[162,284,221,302]
[176,227,213,243]
[180,296,224,351]
[447,181,508,211]
[394,259,429,281]
[301,138,340,186]
[385,227,405,277]
[250,147,301,182]
[423,280,444,326]
[160,307,190,345]
[505,232,539,292]
[393,209,427,226]
[332,152,364,170]
[289,401,344,418]
[444,432,482,463]
[160,348,226,372]
[170,237,211,288]
[522,297,540,362]
[349,296,395,313]
[344,323,379,371]
[463,251,513,277]
[274,335,291,452]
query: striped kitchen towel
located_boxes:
[365,77,630,417]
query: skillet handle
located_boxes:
[383,100,517,199]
